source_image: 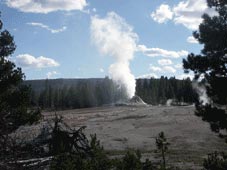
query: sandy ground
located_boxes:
[16,105,227,169]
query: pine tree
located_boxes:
[183,0,227,133]
[0,13,41,138]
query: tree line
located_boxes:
[28,77,128,110]
[27,76,197,110]
[136,76,197,105]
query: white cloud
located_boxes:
[151,4,173,23]
[47,71,58,79]
[137,73,158,79]
[158,59,173,66]
[27,22,67,33]
[6,0,87,13]
[174,63,183,69]
[151,0,216,30]
[149,64,176,73]
[99,68,104,73]
[149,65,162,72]
[163,66,176,73]
[137,44,188,58]
[16,54,59,68]
[187,36,198,43]
[176,73,194,80]
[173,0,216,30]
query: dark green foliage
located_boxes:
[202,152,227,170]
[50,147,156,170]
[195,105,227,133]
[113,150,157,170]
[50,149,109,170]
[183,0,227,134]
[49,117,112,170]
[88,134,112,170]
[156,132,170,170]
[207,0,227,8]
[27,76,197,110]
[50,153,79,170]
[49,117,91,156]
[114,150,143,170]
[183,3,227,164]
[183,0,227,96]
[143,159,156,170]
[136,77,196,105]
[183,0,227,92]
[0,14,41,136]
[30,77,128,110]
[0,13,41,169]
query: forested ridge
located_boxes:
[25,76,197,110]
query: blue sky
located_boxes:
[0,0,214,80]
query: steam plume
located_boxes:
[90,12,138,98]
[192,81,211,105]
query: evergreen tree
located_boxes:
[183,0,227,133]
[0,14,40,136]
[0,13,41,166]
[155,132,170,170]
[53,88,60,109]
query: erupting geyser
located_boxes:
[91,12,138,98]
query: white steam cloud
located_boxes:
[192,81,211,105]
[91,12,138,98]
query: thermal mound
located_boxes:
[116,95,147,106]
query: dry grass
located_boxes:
[15,105,227,170]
